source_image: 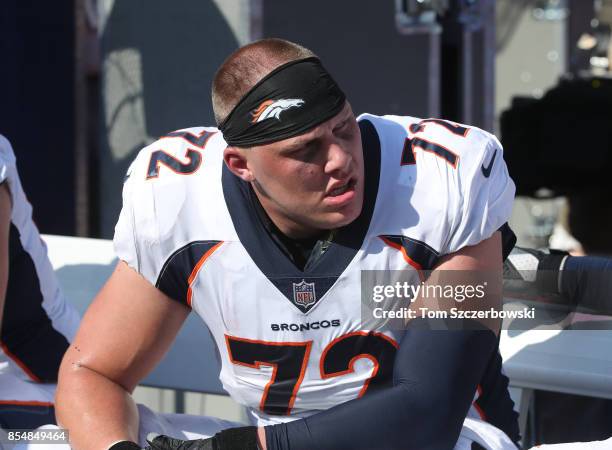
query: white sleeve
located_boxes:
[0,135,16,185]
[113,127,220,290]
[113,165,140,272]
[442,134,515,255]
[112,153,166,287]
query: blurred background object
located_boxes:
[0,1,77,235]
[7,0,608,248]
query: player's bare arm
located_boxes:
[56,261,190,450]
[0,182,11,333]
[415,230,503,335]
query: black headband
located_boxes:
[218,57,346,147]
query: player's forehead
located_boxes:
[263,101,354,152]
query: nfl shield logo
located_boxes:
[292,280,316,309]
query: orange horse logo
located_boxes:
[251,98,305,123]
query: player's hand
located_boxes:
[145,435,215,450]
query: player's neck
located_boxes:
[249,184,325,240]
[260,200,322,240]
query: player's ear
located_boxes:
[223,146,254,182]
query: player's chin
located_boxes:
[320,198,363,228]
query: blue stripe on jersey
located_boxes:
[1,224,70,382]
[221,119,381,314]
[379,235,440,270]
[0,403,56,428]
[155,240,222,305]
[499,223,517,261]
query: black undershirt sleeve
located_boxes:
[562,255,612,315]
[265,318,499,450]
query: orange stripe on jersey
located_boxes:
[186,241,224,307]
[0,341,42,382]
[0,400,53,407]
[473,384,487,420]
[379,236,423,271]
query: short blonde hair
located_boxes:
[211,38,315,125]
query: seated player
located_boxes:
[0,135,80,428]
[56,39,520,450]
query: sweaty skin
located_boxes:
[56,262,190,449]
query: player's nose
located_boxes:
[325,141,352,178]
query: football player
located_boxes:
[0,135,80,428]
[56,38,520,450]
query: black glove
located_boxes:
[144,427,259,450]
[109,442,143,450]
[503,246,569,302]
[144,435,215,450]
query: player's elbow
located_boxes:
[56,352,81,426]
[56,348,93,410]
[56,348,113,422]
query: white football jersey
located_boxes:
[114,114,517,439]
[0,135,80,383]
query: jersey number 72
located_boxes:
[226,331,398,415]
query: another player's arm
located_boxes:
[0,183,11,334]
[56,261,190,450]
[263,232,503,450]
[506,247,612,315]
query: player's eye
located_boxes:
[288,141,320,162]
[333,120,349,133]
[334,119,356,139]
[302,142,320,159]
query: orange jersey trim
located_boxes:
[0,341,42,383]
[379,236,423,271]
[0,400,53,407]
[473,384,487,420]
[186,241,224,307]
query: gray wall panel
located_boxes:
[99,0,242,237]
[261,0,436,118]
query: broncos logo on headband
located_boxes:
[251,98,305,123]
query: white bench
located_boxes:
[499,304,612,437]
[42,235,612,432]
[42,234,227,396]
